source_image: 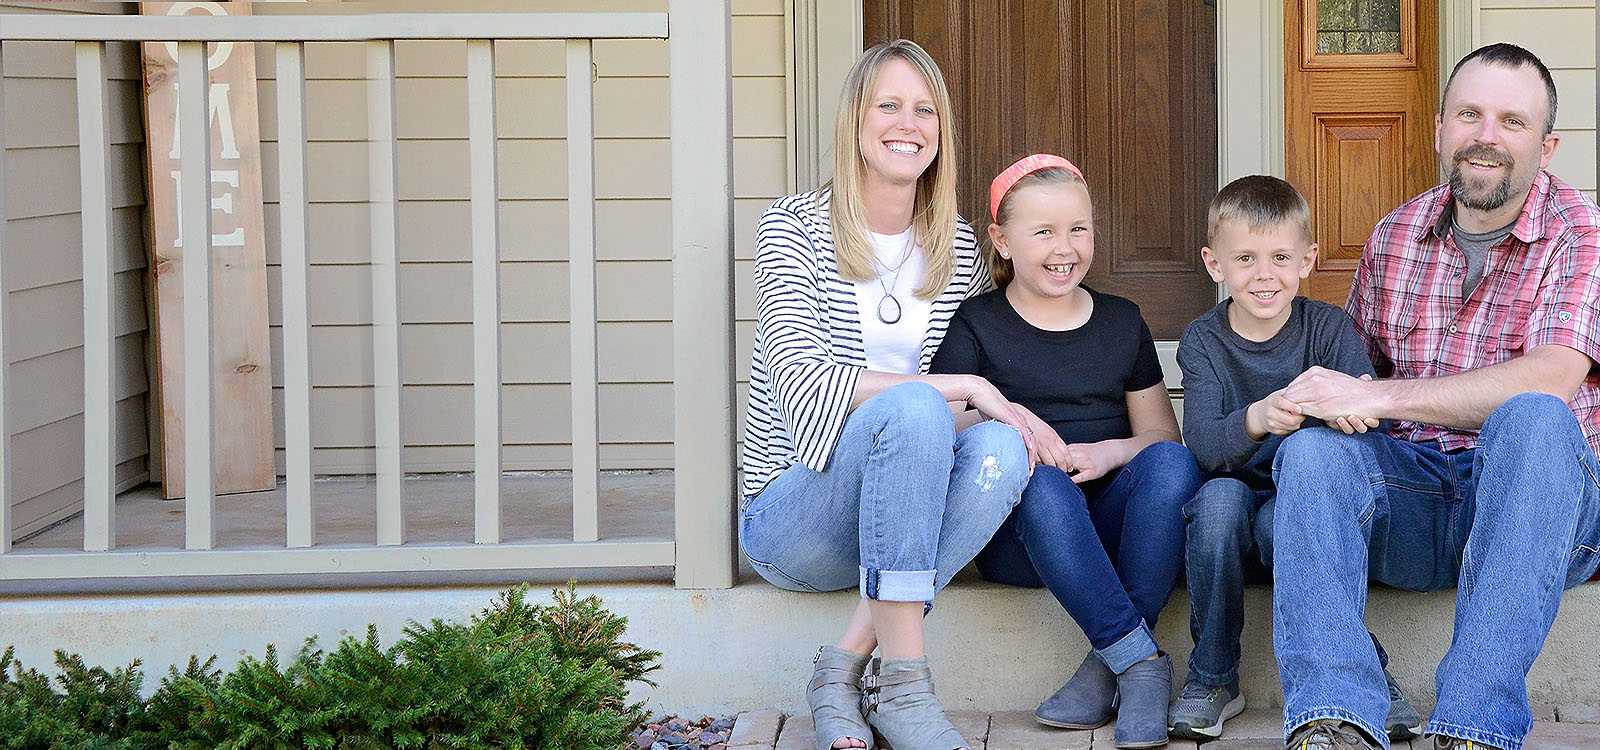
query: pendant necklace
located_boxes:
[872,234,914,325]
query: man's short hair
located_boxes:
[1442,43,1558,136]
[1206,175,1313,246]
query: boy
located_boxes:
[1168,175,1421,742]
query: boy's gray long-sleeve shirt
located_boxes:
[1176,296,1377,489]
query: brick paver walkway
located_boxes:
[727,708,1600,749]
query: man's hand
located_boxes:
[1284,367,1388,425]
[1245,389,1304,438]
[1059,441,1128,484]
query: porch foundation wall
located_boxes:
[1,579,1596,715]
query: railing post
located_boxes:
[277,41,315,548]
[467,39,503,544]
[566,39,599,543]
[178,41,216,550]
[0,45,10,555]
[368,40,404,546]
[76,41,117,553]
[669,0,736,588]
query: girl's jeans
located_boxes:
[739,382,1030,602]
[975,441,1201,673]
[1272,393,1600,750]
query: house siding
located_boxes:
[1,2,152,538]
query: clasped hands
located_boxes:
[1251,366,1384,437]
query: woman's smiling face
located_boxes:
[857,57,940,190]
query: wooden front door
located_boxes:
[1286,0,1439,306]
[864,1,1219,339]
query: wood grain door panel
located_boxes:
[866,0,1218,338]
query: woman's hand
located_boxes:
[957,376,1039,467]
[1058,440,1126,484]
[1011,402,1069,470]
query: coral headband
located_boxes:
[988,154,1086,222]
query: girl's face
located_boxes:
[989,182,1094,302]
[857,58,940,190]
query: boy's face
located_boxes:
[1202,218,1317,327]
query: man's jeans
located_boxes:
[1184,480,1391,689]
[975,442,1201,673]
[739,382,1030,601]
[1272,393,1600,750]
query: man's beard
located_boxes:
[1447,144,1517,212]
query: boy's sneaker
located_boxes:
[1285,720,1378,749]
[1432,736,1502,750]
[1384,669,1424,740]
[1168,679,1245,740]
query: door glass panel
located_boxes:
[1316,0,1402,54]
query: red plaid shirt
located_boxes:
[1346,170,1600,456]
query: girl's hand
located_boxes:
[1248,389,1304,437]
[1060,441,1125,484]
[959,376,1038,468]
[1011,402,1069,470]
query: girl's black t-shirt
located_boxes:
[929,286,1164,446]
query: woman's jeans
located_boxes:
[739,382,1030,602]
[1272,394,1600,750]
[975,441,1201,673]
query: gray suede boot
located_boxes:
[860,657,968,750]
[807,646,874,750]
[1035,651,1118,729]
[1112,653,1172,749]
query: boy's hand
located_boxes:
[1060,441,1125,484]
[1246,389,1304,438]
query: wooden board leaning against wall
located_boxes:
[140,1,274,498]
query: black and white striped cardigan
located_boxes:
[741,188,991,502]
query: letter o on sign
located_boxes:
[164,2,235,71]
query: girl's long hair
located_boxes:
[825,39,958,300]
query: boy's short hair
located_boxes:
[1206,175,1313,246]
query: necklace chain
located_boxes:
[871,232,913,325]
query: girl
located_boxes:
[930,154,1202,749]
[739,41,1034,750]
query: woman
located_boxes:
[739,40,1034,750]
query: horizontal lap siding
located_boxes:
[250,0,786,473]
[1,4,152,537]
[1476,2,1597,194]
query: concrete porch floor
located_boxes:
[17,471,676,551]
[732,708,1600,749]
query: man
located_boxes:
[1269,44,1600,750]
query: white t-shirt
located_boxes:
[854,229,932,375]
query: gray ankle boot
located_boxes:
[1035,651,1117,729]
[860,657,967,750]
[807,646,874,750]
[1112,653,1172,749]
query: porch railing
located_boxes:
[0,6,737,589]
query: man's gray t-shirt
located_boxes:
[1176,296,1377,490]
[1452,217,1516,298]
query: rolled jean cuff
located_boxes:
[1096,621,1159,674]
[1284,707,1388,750]
[1425,719,1524,750]
[859,567,936,602]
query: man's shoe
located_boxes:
[1286,720,1377,749]
[1432,736,1502,750]
[1168,679,1244,740]
[1384,669,1424,740]
[1034,651,1117,729]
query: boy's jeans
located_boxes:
[739,382,1030,601]
[975,443,1200,672]
[1272,393,1600,750]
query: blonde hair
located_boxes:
[984,167,1088,288]
[825,39,958,300]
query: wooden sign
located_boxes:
[140,1,275,499]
